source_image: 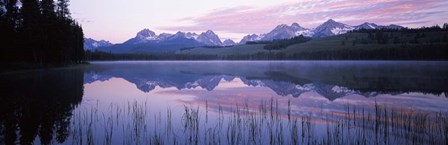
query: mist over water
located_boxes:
[1,61,447,145]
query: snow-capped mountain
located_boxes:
[313,19,354,38]
[98,20,405,54]
[197,30,223,46]
[168,31,197,40]
[239,19,404,42]
[136,29,157,40]
[84,38,113,50]
[123,29,158,44]
[123,29,223,46]
[222,39,236,46]
[239,34,264,44]
[355,22,380,30]
[168,31,199,40]
[98,29,226,54]
[355,22,404,30]
[313,20,403,37]
[262,23,313,41]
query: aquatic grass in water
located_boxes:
[67,99,448,145]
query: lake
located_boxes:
[1,61,447,145]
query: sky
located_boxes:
[70,0,448,43]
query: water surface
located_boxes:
[1,61,447,145]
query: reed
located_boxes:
[66,99,448,145]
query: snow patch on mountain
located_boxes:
[169,31,198,40]
[239,34,265,44]
[84,38,113,50]
[262,23,313,41]
[136,29,157,41]
[313,19,354,38]
[355,22,404,30]
[197,30,223,46]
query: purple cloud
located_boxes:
[158,0,448,34]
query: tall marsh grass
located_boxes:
[68,99,448,145]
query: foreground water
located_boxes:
[0,61,447,145]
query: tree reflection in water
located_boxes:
[0,68,84,145]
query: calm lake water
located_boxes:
[1,61,447,145]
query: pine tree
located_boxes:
[40,0,59,63]
[1,0,84,65]
[41,0,56,16]
[0,0,21,61]
[20,0,42,63]
[56,0,70,19]
[5,0,20,26]
[0,0,20,30]
[21,0,41,28]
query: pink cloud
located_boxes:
[157,0,448,34]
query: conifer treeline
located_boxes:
[0,0,84,66]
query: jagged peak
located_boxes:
[275,24,289,29]
[317,19,352,28]
[291,22,301,28]
[137,28,155,34]
[326,19,336,23]
[203,30,217,36]
[136,28,156,38]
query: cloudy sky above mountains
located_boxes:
[71,0,448,43]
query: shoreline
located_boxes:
[0,62,90,75]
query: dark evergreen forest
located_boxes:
[0,0,84,67]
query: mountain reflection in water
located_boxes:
[0,61,447,145]
[84,61,448,100]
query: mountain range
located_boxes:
[93,29,225,53]
[240,19,404,44]
[86,19,404,53]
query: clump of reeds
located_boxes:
[66,98,448,145]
